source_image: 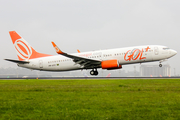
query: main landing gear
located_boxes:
[90,69,98,76]
[159,63,162,67]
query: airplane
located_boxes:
[5,31,177,76]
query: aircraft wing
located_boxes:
[51,42,101,69]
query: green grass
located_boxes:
[0,79,180,120]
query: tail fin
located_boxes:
[9,31,52,61]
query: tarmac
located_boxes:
[0,77,180,80]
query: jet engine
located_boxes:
[101,60,122,70]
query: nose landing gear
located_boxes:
[90,69,98,76]
[159,59,168,67]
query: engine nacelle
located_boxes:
[101,60,122,70]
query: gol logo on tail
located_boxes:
[14,39,32,60]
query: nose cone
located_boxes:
[171,49,177,57]
[172,50,177,55]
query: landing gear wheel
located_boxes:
[94,71,98,76]
[90,69,98,76]
[90,70,94,75]
[159,64,162,67]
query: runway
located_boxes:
[1,77,180,80]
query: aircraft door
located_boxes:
[154,47,159,55]
[153,47,160,61]
[39,60,43,68]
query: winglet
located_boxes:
[77,49,81,53]
[51,42,64,54]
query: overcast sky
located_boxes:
[0,0,179,75]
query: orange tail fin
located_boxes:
[9,31,52,61]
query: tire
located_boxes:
[90,70,94,75]
[94,71,98,76]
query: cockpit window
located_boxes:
[163,48,170,50]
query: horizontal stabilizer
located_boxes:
[4,59,29,64]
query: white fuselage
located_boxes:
[18,45,177,71]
